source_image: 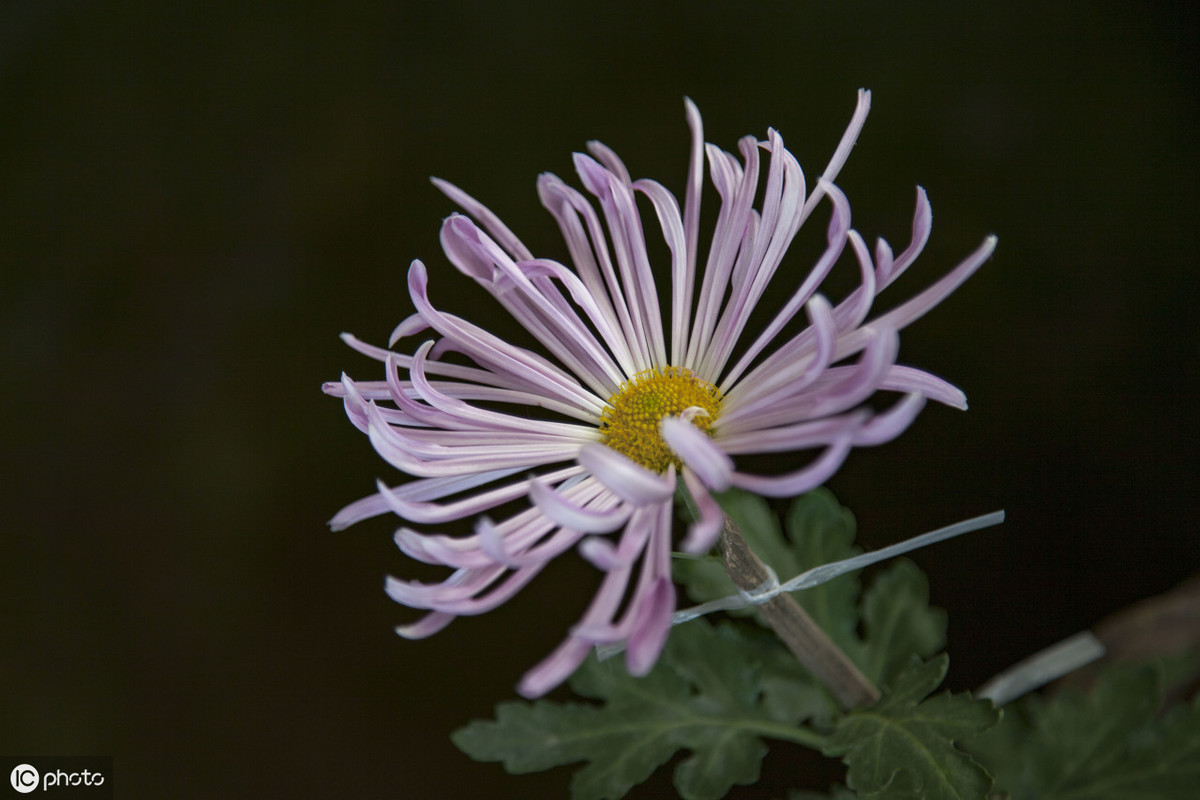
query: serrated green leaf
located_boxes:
[673,488,946,692]
[859,560,947,686]
[661,619,760,708]
[670,547,742,609]
[760,671,840,728]
[966,661,1200,799]
[782,489,863,656]
[672,488,860,623]
[737,624,840,728]
[454,619,821,800]
[725,486,800,574]
[671,488,781,618]
[674,726,768,800]
[451,687,680,799]
[567,639,692,705]
[824,655,1000,800]
[673,488,870,724]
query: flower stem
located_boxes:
[718,512,881,710]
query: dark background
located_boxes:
[3,1,1197,797]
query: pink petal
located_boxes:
[517,636,595,699]
[660,416,733,491]
[853,392,926,446]
[577,444,675,506]
[625,577,675,676]
[679,468,724,554]
[729,434,856,498]
[529,478,632,533]
[395,611,456,640]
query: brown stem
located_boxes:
[718,513,881,709]
[1050,573,1200,704]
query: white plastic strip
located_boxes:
[596,509,1005,660]
[976,630,1106,705]
[673,509,1006,624]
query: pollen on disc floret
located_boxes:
[600,366,723,473]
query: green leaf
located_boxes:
[453,619,821,800]
[672,488,866,724]
[671,488,783,618]
[672,488,862,635]
[858,559,947,687]
[673,487,946,690]
[738,624,841,728]
[781,489,863,656]
[966,661,1200,799]
[823,655,1000,800]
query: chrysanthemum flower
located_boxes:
[325,90,996,698]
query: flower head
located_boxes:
[325,91,996,697]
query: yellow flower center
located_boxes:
[600,367,723,473]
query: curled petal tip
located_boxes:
[445,213,477,235]
[395,611,455,640]
[578,444,675,506]
[572,152,614,199]
[661,417,733,491]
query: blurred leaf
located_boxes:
[966,662,1200,799]
[823,655,1000,799]
[453,619,810,800]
